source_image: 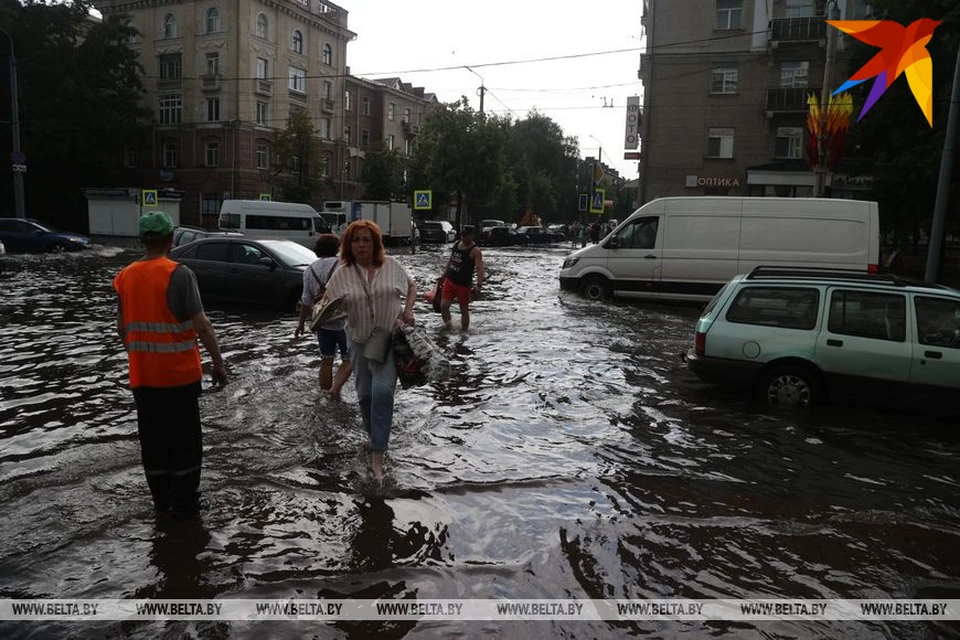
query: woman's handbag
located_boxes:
[363,326,393,363]
[306,262,339,332]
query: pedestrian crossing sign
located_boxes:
[258,193,272,201]
[414,190,432,210]
[589,189,605,214]
[142,190,158,207]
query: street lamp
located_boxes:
[0,27,25,219]
[464,66,486,116]
[814,0,840,197]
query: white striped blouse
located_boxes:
[324,256,415,344]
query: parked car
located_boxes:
[0,218,90,253]
[170,237,317,311]
[480,218,507,232]
[684,266,960,413]
[517,226,565,244]
[477,226,530,247]
[419,221,456,244]
[173,225,243,248]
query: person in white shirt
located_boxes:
[324,221,416,480]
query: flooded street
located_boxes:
[1,242,959,639]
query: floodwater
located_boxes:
[1,242,959,639]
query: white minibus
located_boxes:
[559,197,881,302]
[218,200,329,249]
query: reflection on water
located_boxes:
[1,243,959,638]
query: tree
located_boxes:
[0,0,150,227]
[505,112,580,222]
[360,142,406,200]
[273,110,324,204]
[840,0,960,247]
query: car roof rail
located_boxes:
[745,266,953,291]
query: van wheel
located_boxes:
[581,276,611,301]
[757,364,821,408]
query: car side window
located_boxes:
[616,217,658,249]
[195,242,230,262]
[915,296,960,349]
[233,243,266,265]
[181,231,196,245]
[828,290,906,342]
[725,287,820,329]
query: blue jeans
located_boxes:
[350,340,398,452]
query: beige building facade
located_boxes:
[638,0,869,204]
[93,0,437,225]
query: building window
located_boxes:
[706,127,734,158]
[403,108,411,123]
[205,141,220,167]
[710,65,738,94]
[320,118,331,139]
[201,193,222,215]
[206,52,219,76]
[715,0,742,30]
[292,30,303,53]
[344,125,352,145]
[205,97,220,122]
[785,0,815,18]
[256,13,268,39]
[158,53,181,80]
[361,96,370,116]
[322,80,332,100]
[124,146,138,168]
[387,103,395,121]
[780,61,810,88]
[289,67,306,93]
[158,94,182,125]
[320,155,330,177]
[387,134,395,150]
[256,101,268,126]
[256,145,268,169]
[124,19,137,44]
[205,7,220,34]
[163,141,178,168]
[404,138,411,156]
[256,57,268,79]
[322,43,332,65]
[775,127,804,159]
[344,90,352,111]
[163,13,177,38]
[361,129,370,147]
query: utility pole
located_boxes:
[466,66,485,116]
[0,28,25,219]
[925,48,960,283]
[814,0,840,197]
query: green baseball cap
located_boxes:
[138,211,174,236]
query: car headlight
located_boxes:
[562,258,579,269]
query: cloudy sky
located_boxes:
[338,0,644,179]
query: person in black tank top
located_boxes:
[441,226,485,331]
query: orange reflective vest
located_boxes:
[113,257,202,389]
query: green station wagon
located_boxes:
[684,267,960,412]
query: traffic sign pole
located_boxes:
[1,28,26,219]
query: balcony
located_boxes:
[769,16,826,44]
[321,99,335,113]
[766,87,813,114]
[157,77,182,91]
[253,79,272,96]
[401,120,420,137]
[201,74,221,91]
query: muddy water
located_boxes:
[1,243,958,638]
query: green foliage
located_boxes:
[273,110,324,204]
[360,142,406,201]
[841,0,960,243]
[0,0,151,225]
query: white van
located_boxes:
[559,197,881,302]
[218,200,329,249]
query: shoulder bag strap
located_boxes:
[353,264,377,326]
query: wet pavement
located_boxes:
[1,241,959,639]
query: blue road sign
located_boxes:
[589,189,605,214]
[414,190,432,210]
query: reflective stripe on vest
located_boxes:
[114,257,202,388]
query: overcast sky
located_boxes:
[339,0,643,179]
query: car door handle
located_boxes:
[924,350,943,359]
[826,339,843,347]
[644,254,656,259]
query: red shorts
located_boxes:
[441,278,472,303]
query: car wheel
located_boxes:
[581,275,611,301]
[48,243,67,253]
[758,364,822,408]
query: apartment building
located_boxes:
[638,0,869,203]
[93,0,357,224]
